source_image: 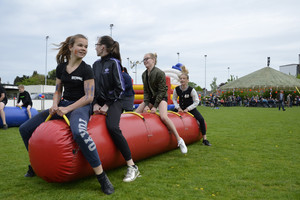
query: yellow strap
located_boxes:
[45,114,70,126]
[123,112,144,119]
[144,109,160,116]
[186,112,194,118]
[45,114,52,122]
[63,115,70,126]
[167,110,182,117]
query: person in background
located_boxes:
[121,67,135,112]
[213,94,219,109]
[277,90,286,111]
[93,35,140,183]
[135,53,188,154]
[16,85,33,119]
[288,94,293,107]
[0,78,8,129]
[19,34,114,195]
[236,95,242,106]
[172,66,211,146]
[261,97,270,108]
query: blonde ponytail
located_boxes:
[178,65,189,79]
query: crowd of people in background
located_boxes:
[201,93,300,108]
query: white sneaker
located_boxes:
[178,138,188,154]
[123,165,140,182]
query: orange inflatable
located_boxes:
[28,112,203,182]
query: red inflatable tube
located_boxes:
[28,112,203,182]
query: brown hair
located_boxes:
[55,34,88,64]
[98,36,121,62]
[18,85,25,89]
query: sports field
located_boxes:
[0,106,299,200]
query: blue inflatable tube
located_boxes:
[0,106,39,127]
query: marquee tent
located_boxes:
[219,67,300,91]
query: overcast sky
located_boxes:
[1,0,300,90]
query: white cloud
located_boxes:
[1,0,300,89]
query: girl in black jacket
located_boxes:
[93,36,140,183]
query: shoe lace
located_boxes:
[103,177,112,187]
[178,140,183,147]
[125,167,135,178]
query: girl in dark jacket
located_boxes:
[93,35,140,183]
[135,53,188,154]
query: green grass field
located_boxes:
[0,106,299,200]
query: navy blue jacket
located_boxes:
[122,72,135,97]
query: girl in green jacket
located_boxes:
[135,53,187,154]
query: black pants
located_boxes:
[278,100,285,110]
[189,108,206,135]
[106,100,132,161]
[174,108,206,135]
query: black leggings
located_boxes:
[174,108,206,135]
[106,100,132,161]
[189,108,206,135]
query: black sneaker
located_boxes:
[202,140,211,146]
[24,165,35,177]
[97,172,114,195]
[2,124,8,130]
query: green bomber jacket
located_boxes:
[142,66,168,108]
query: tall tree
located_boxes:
[48,69,56,80]
[188,81,202,91]
[188,81,197,88]
[210,77,217,93]
[14,75,30,85]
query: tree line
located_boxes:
[13,69,206,92]
[14,70,56,85]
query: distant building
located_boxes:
[279,54,300,77]
[1,84,55,99]
[2,84,18,99]
[23,85,55,94]
[3,85,55,110]
[279,64,300,77]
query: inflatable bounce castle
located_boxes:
[133,63,183,110]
